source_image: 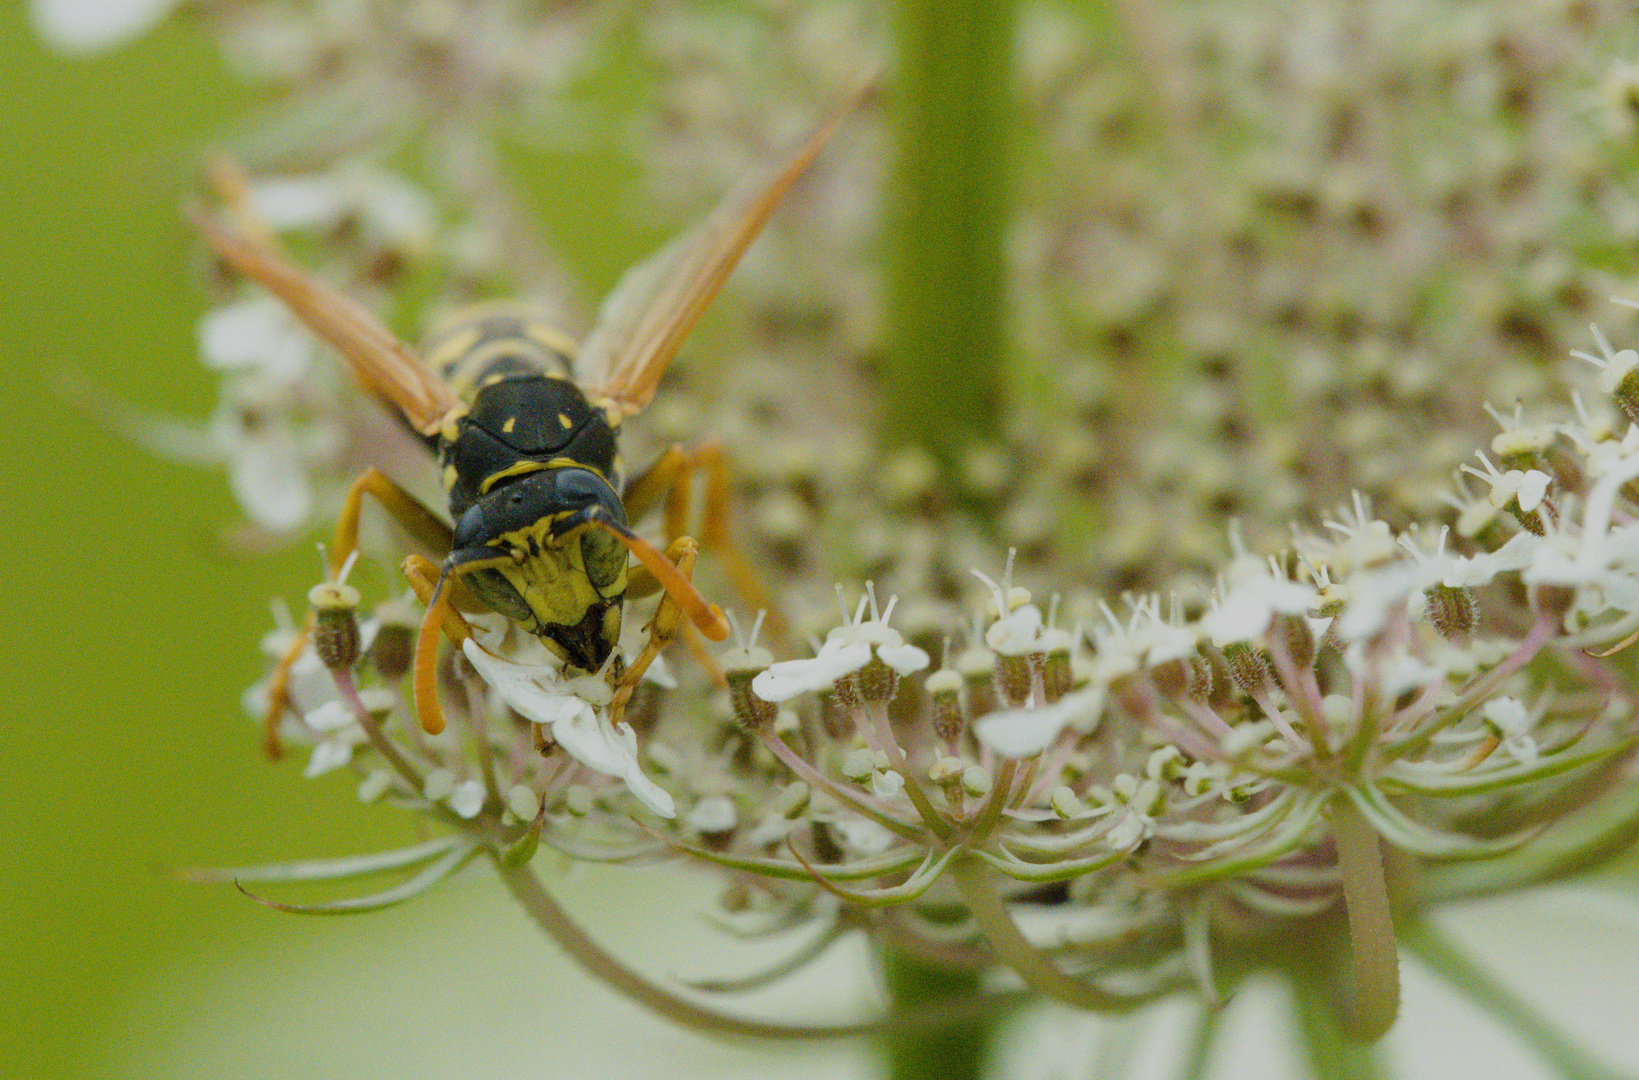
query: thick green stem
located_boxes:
[883,949,995,1080]
[1175,999,1222,1080]
[1331,794,1401,1040]
[886,0,1012,470]
[1288,967,1387,1080]
[1401,920,1638,1080]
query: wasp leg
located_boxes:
[610,538,723,721]
[590,519,730,642]
[623,442,783,635]
[401,553,478,737]
[203,158,280,249]
[259,628,311,761]
[331,467,453,574]
[259,471,457,757]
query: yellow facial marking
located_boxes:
[558,412,573,430]
[503,417,516,435]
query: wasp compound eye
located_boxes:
[453,502,487,550]
[555,467,607,506]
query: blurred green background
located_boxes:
[0,10,398,1076]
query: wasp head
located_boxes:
[449,466,629,672]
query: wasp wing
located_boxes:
[576,91,862,417]
[192,210,458,436]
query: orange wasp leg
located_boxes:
[608,538,716,722]
[400,554,478,737]
[622,442,784,636]
[258,469,455,756]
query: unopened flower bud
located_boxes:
[685,796,738,843]
[926,668,965,744]
[841,748,877,782]
[1276,613,1315,669]
[956,646,999,716]
[1425,583,1477,640]
[961,765,992,798]
[506,784,541,821]
[1222,641,1272,696]
[422,767,455,802]
[772,781,810,819]
[1049,786,1083,819]
[357,770,393,803]
[563,784,594,817]
[308,580,361,671]
[722,643,777,732]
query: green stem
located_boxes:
[1175,999,1222,1080]
[1401,920,1638,1080]
[950,855,1145,1012]
[886,0,1013,470]
[883,948,995,1080]
[1331,794,1401,1040]
[1288,967,1387,1080]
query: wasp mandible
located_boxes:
[195,96,857,752]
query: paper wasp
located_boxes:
[196,98,856,753]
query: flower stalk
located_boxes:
[885,0,1013,474]
[1330,794,1400,1041]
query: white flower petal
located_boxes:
[29,0,179,54]
[303,699,355,734]
[303,738,354,779]
[462,640,675,818]
[877,642,930,676]
[871,770,906,799]
[250,176,347,230]
[975,687,1104,759]
[684,795,737,834]
[230,428,312,532]
[448,779,486,819]
[751,640,872,702]
[835,818,894,856]
[199,298,314,382]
